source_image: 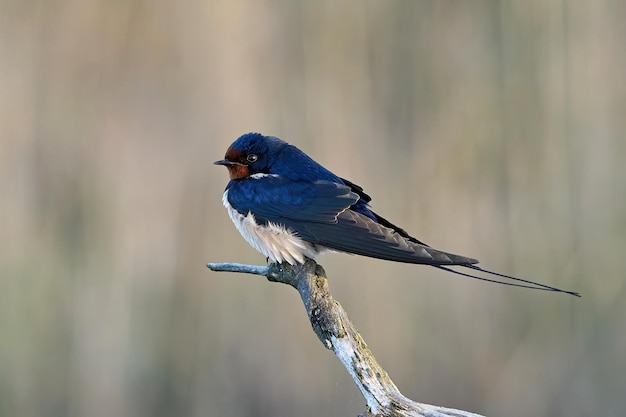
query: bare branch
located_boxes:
[208,259,484,417]
[207,262,269,275]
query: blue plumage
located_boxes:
[215,132,580,296]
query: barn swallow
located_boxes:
[215,132,579,296]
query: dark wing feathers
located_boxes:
[339,177,372,203]
[291,209,477,265]
[228,179,358,223]
[340,177,427,245]
[228,177,477,266]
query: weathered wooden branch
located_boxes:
[207,259,484,417]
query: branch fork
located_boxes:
[207,259,483,417]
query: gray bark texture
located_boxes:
[207,259,484,417]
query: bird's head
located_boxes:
[214,133,288,180]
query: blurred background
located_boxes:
[1,1,624,416]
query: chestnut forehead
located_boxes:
[225,145,245,161]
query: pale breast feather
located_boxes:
[222,190,318,265]
[249,173,279,179]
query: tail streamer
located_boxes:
[433,264,580,297]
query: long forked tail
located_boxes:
[433,264,581,297]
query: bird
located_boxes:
[215,132,580,297]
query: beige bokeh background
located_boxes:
[1,1,624,416]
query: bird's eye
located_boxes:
[246,154,258,163]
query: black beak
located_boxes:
[214,159,241,166]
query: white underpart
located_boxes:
[223,190,318,265]
[249,173,279,179]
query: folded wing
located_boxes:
[227,177,477,266]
